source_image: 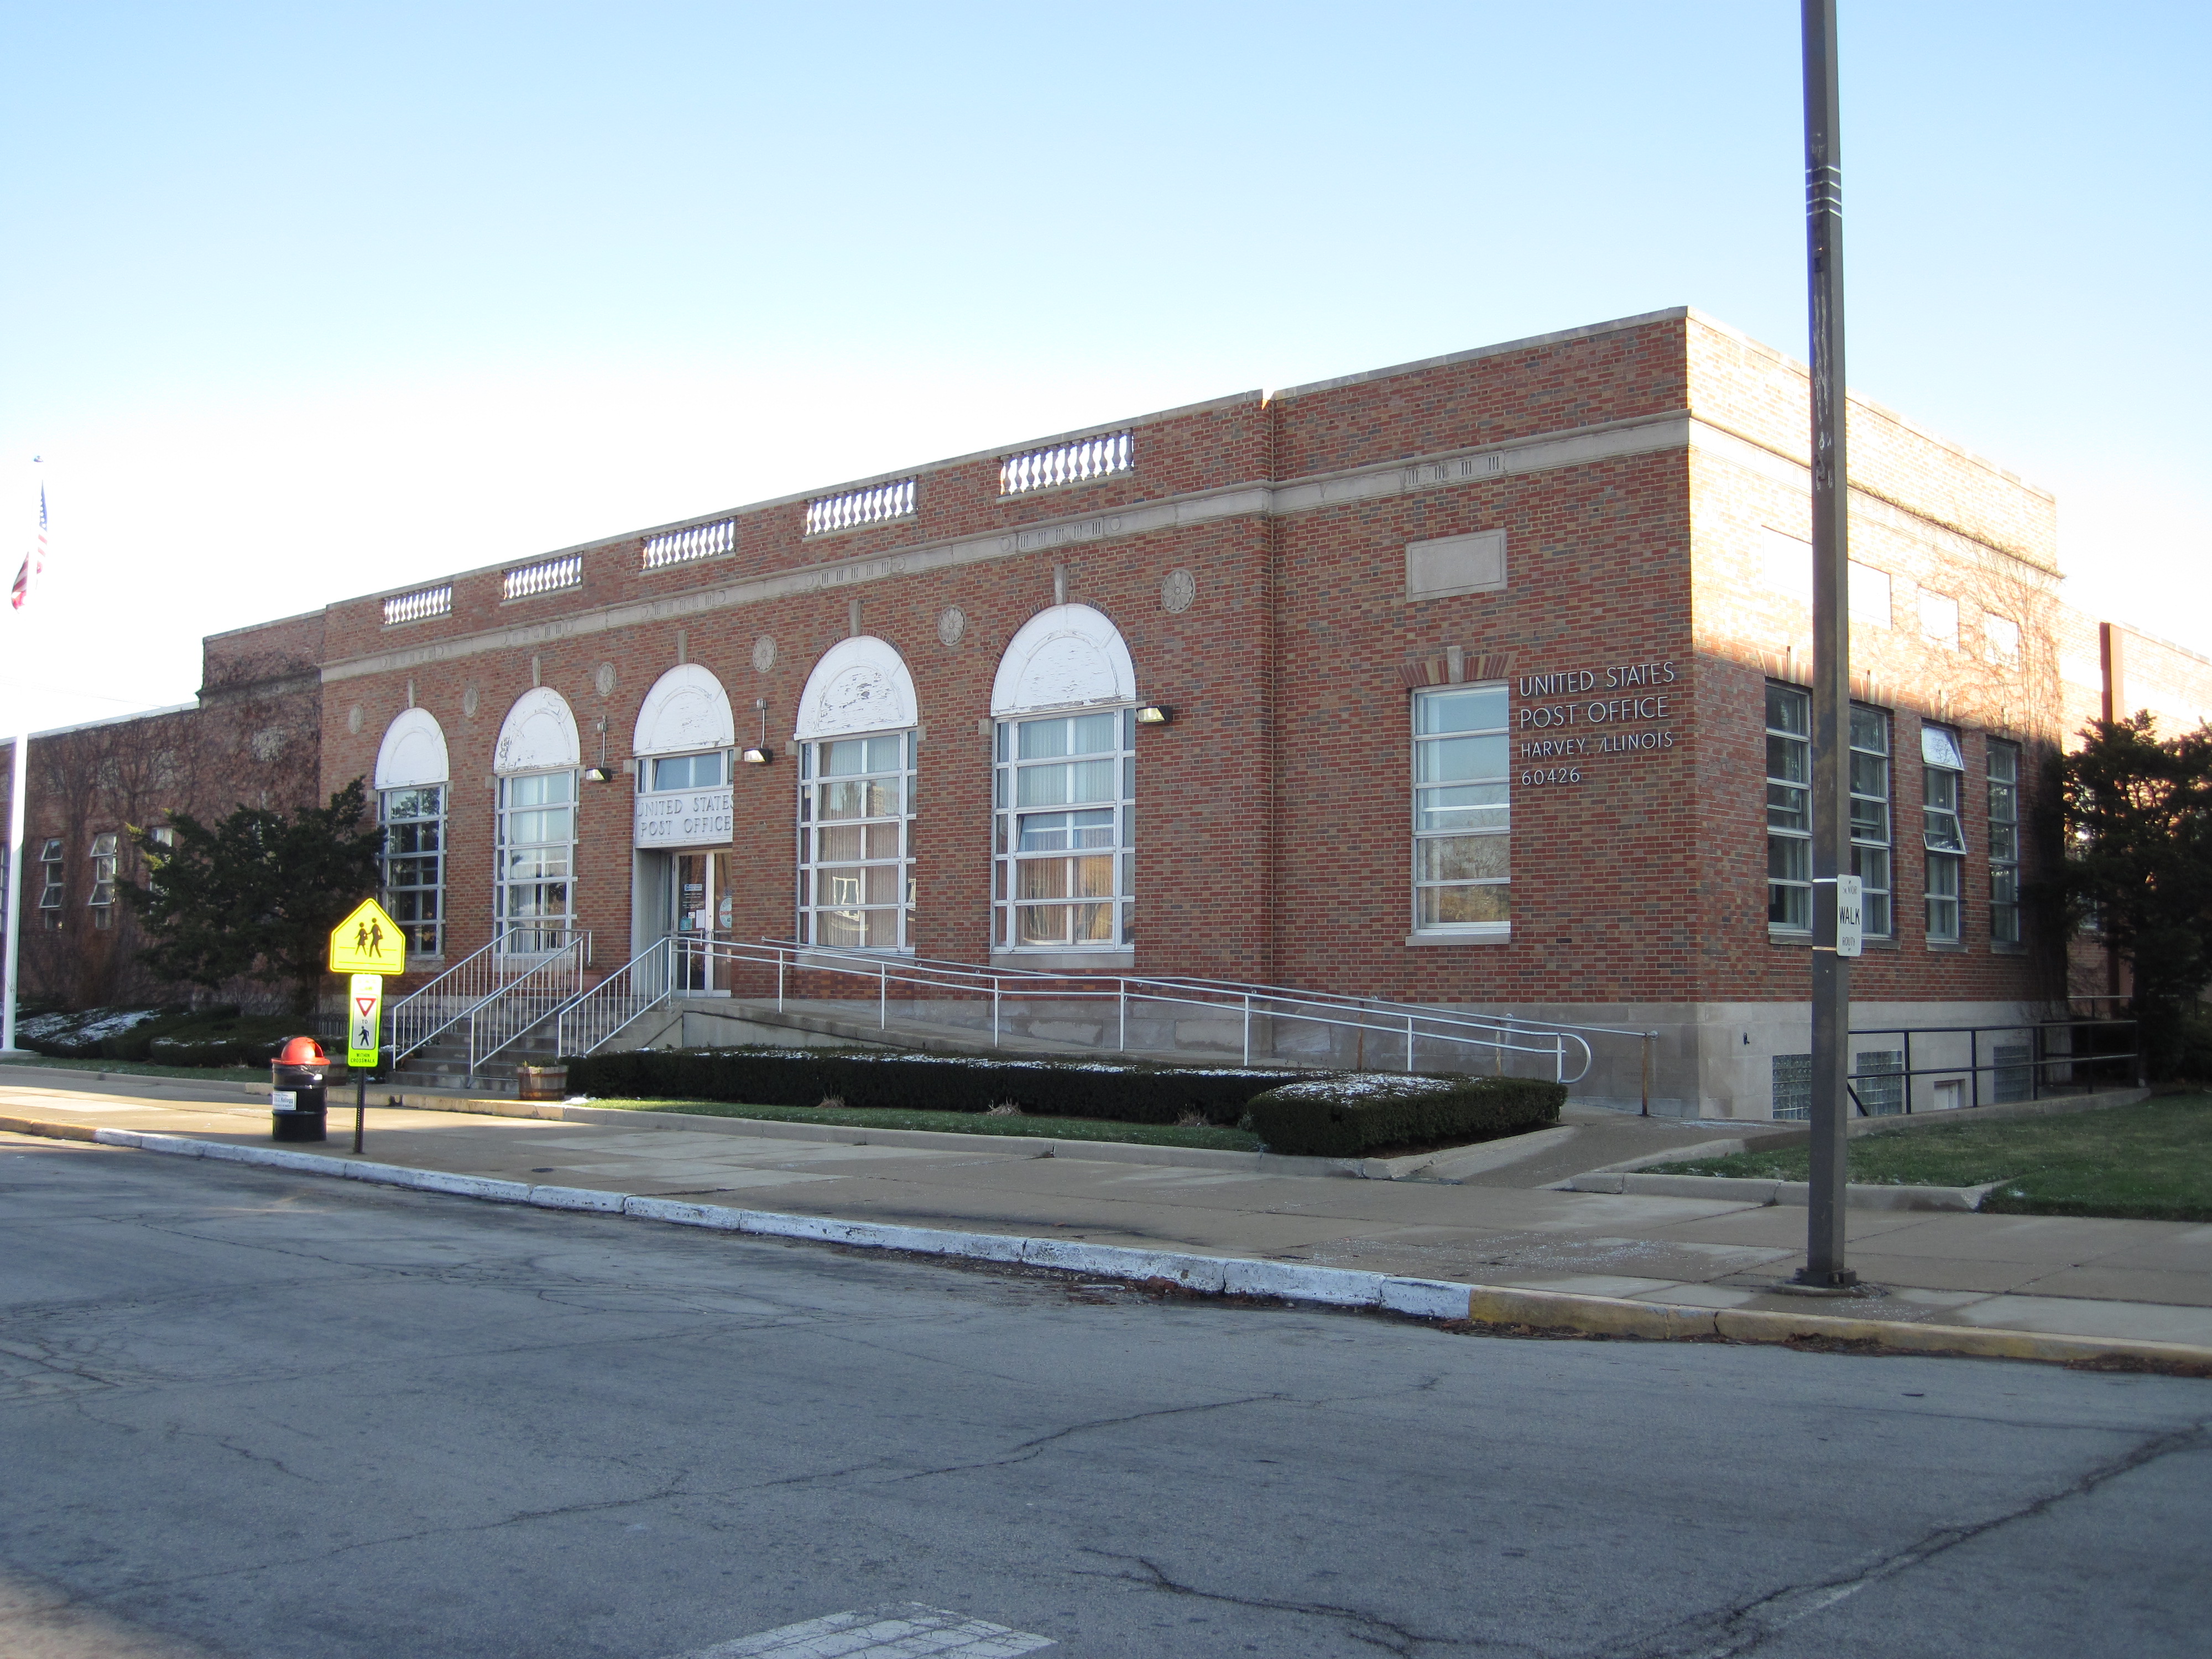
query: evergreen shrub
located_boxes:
[1244,1074,1564,1158]
[562,1047,1296,1125]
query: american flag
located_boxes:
[10,472,44,612]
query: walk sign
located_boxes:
[348,973,383,1071]
[328,898,407,975]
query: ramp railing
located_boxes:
[673,937,1638,1087]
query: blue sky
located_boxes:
[3,2,2205,732]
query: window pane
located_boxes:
[1017,719,1069,760]
[1418,686,1509,735]
[1417,733,1509,784]
[1418,885,1511,927]
[817,825,863,861]
[1073,855,1115,899]
[1418,784,1510,834]
[1768,837,1810,883]
[1068,758,1115,804]
[1418,836,1509,883]
[1767,783,1808,832]
[1070,712,1117,754]
[1766,685,1809,736]
[1768,880,1811,929]
[1015,765,1068,808]
[1767,734,1808,784]
[1849,707,1888,753]
[1018,859,1070,900]
[821,739,871,776]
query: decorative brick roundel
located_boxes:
[594,662,617,698]
[752,636,776,674]
[462,685,479,719]
[346,703,363,735]
[937,606,967,647]
[1161,568,1197,614]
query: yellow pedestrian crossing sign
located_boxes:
[328,899,408,975]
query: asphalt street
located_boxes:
[2,1137,2206,1659]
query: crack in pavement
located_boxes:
[1077,1549,1529,1656]
[1608,1417,2212,1659]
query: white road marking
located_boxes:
[681,1601,1055,1658]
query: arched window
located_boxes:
[493,688,580,954]
[794,637,919,951]
[632,664,736,834]
[375,708,450,956]
[989,604,1138,952]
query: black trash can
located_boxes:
[270,1036,330,1142]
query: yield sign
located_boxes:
[355,995,378,1018]
[328,898,408,975]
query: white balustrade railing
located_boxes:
[382,584,452,626]
[502,554,582,601]
[805,478,916,536]
[672,938,1631,1087]
[999,431,1133,496]
[641,518,735,570]
[555,936,674,1057]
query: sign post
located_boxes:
[328,899,406,1154]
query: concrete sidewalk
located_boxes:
[4,1068,2210,1354]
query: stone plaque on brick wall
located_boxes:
[1405,530,1506,602]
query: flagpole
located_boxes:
[2,721,25,1056]
[3,461,46,1058]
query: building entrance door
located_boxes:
[673,850,731,991]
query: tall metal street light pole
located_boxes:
[1798,0,1858,1289]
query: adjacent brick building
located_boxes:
[10,307,2207,1114]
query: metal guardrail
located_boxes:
[674,937,1621,1087]
[1840,1018,2141,1118]
[554,936,674,1058]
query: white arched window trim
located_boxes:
[632,663,735,757]
[374,707,450,790]
[990,604,1138,718]
[795,635,920,740]
[494,687,581,774]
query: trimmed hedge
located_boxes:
[1244,1074,1564,1158]
[562,1047,1299,1125]
[18,1004,306,1068]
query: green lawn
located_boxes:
[0,1053,274,1086]
[589,1097,1263,1152]
[1644,1094,2212,1222]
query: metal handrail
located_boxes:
[679,937,1600,1084]
[385,937,506,1061]
[384,928,588,1062]
[464,934,591,1080]
[554,936,675,1057]
[1842,1018,2140,1117]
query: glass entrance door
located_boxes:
[672,851,728,990]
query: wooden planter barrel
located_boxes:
[514,1063,568,1102]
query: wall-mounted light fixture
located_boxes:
[582,766,612,782]
[1135,705,1174,727]
[742,697,774,764]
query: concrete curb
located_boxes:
[1560,1170,2006,1212]
[7,1114,2209,1373]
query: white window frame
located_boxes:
[495,769,577,956]
[1412,683,1511,937]
[1988,739,2021,945]
[1766,684,1812,931]
[381,784,447,957]
[1923,725,1967,943]
[799,732,916,952]
[88,832,117,928]
[1850,705,1893,938]
[993,708,1135,951]
[37,838,64,912]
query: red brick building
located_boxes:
[12,307,2208,1114]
